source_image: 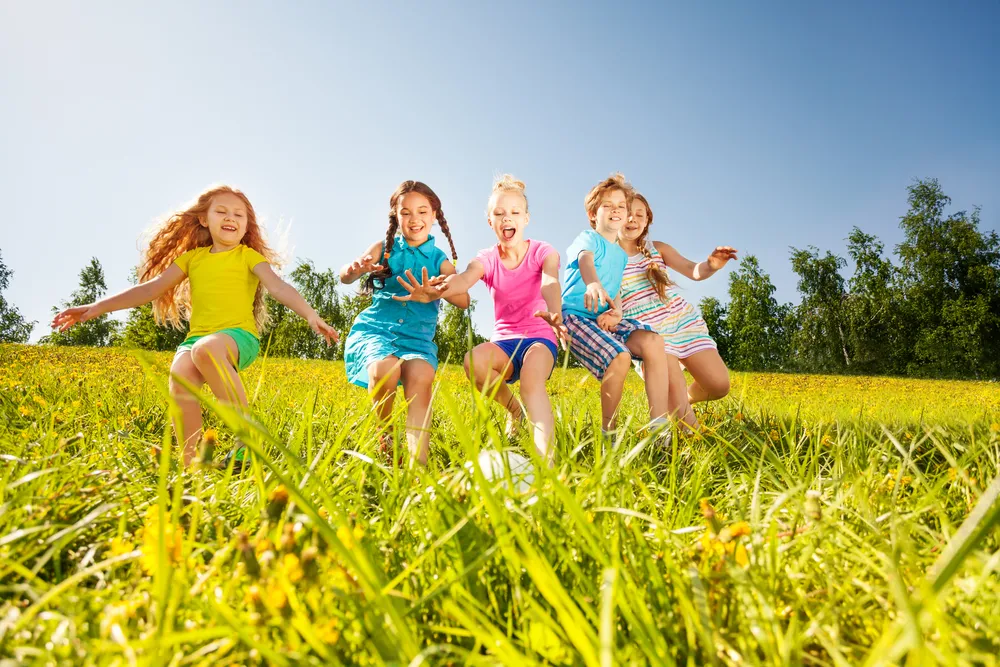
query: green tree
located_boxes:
[844,227,898,374]
[895,179,1000,377]
[789,246,850,372]
[0,250,35,343]
[41,257,119,347]
[434,301,486,366]
[725,255,793,371]
[698,296,730,363]
[262,261,345,360]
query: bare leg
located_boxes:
[368,356,402,423]
[518,344,556,465]
[463,343,519,423]
[600,352,632,431]
[169,351,206,466]
[682,349,730,404]
[190,334,248,407]
[626,331,669,421]
[400,359,436,466]
[665,355,698,429]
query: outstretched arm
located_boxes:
[438,260,470,309]
[578,251,611,313]
[51,264,186,331]
[654,241,738,281]
[436,259,485,299]
[253,263,339,345]
[339,240,386,285]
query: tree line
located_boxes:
[1,178,996,379]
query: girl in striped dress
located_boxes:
[618,193,737,423]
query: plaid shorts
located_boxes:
[563,313,654,379]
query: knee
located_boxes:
[703,373,730,400]
[191,341,227,371]
[406,365,436,391]
[606,351,632,376]
[465,349,494,384]
[370,362,401,389]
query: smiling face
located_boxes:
[619,199,649,243]
[201,191,249,247]
[396,191,435,245]
[591,188,629,236]
[488,191,529,247]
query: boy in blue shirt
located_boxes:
[562,173,672,441]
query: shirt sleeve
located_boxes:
[243,247,269,270]
[173,249,195,275]
[533,240,557,271]
[474,247,496,287]
[566,230,602,267]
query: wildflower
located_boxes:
[18,406,32,417]
[266,485,290,521]
[282,553,304,583]
[769,429,779,442]
[821,435,834,448]
[108,536,134,557]
[140,507,183,574]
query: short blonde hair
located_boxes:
[487,173,528,217]
[584,172,634,229]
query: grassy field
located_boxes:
[1,343,998,665]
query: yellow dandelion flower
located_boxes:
[32,395,47,407]
[108,537,134,557]
[728,521,752,539]
[991,423,1000,433]
[265,582,288,610]
[18,406,32,417]
[769,429,779,442]
[283,553,304,583]
[140,507,183,574]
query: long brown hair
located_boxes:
[632,193,674,299]
[140,185,278,331]
[365,180,458,292]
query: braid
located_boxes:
[636,226,673,300]
[436,209,459,265]
[363,213,398,293]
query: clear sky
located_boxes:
[2,1,997,342]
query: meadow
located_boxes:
[1,343,998,665]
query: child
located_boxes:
[561,173,672,440]
[340,180,468,467]
[618,193,736,418]
[435,174,571,465]
[51,185,339,466]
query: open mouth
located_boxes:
[407,224,425,234]
[501,225,516,241]
[221,224,238,233]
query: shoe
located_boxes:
[378,433,404,467]
[225,444,249,474]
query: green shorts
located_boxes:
[174,328,260,372]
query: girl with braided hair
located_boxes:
[618,193,737,426]
[340,180,468,466]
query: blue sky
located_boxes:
[2,1,998,342]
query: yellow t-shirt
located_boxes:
[173,245,268,338]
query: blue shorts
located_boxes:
[493,337,559,383]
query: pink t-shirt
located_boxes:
[475,239,558,343]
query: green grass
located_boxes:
[0,343,998,665]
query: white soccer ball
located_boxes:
[475,449,535,496]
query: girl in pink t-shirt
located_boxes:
[437,175,570,464]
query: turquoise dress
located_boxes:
[344,235,449,388]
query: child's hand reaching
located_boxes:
[308,314,339,346]
[707,246,738,270]
[583,282,611,313]
[534,311,572,350]
[51,304,100,332]
[596,306,622,332]
[393,268,447,303]
[347,254,385,281]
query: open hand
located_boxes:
[309,315,339,346]
[392,268,446,303]
[51,304,99,332]
[596,307,622,332]
[583,282,611,313]
[707,246,738,271]
[534,310,572,350]
[348,254,385,280]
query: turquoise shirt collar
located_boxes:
[392,234,437,258]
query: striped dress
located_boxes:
[619,242,718,359]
